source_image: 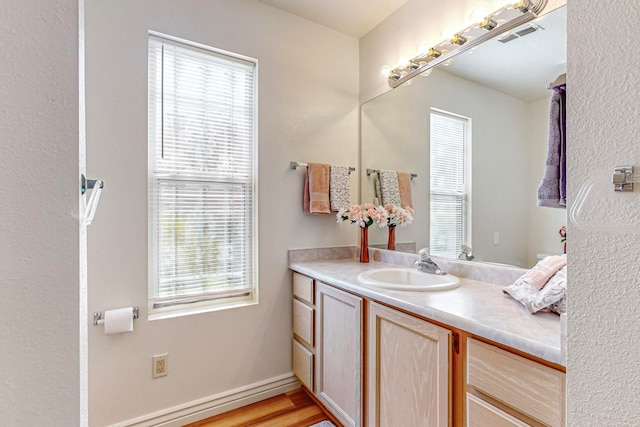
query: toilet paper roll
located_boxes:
[104,307,134,335]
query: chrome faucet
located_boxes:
[458,245,475,261]
[415,248,446,275]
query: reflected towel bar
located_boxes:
[547,73,566,89]
[290,161,355,173]
[366,168,417,179]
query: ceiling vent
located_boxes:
[498,23,542,43]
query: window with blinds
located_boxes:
[429,110,471,259]
[148,34,257,316]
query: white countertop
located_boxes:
[290,258,563,366]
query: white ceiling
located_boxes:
[259,0,407,38]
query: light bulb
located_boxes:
[396,56,409,68]
[380,65,392,77]
[402,79,413,87]
[440,25,457,42]
[420,69,433,77]
[417,42,430,56]
[469,7,490,24]
[442,59,453,67]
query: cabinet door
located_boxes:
[466,338,565,426]
[316,282,363,427]
[466,393,530,427]
[368,301,451,427]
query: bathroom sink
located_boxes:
[357,268,460,291]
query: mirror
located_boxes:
[360,6,566,268]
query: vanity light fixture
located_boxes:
[480,18,498,31]
[451,34,467,46]
[382,0,547,88]
[427,48,442,58]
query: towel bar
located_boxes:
[290,161,355,173]
[366,168,417,179]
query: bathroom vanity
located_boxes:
[290,248,565,427]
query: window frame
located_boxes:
[429,108,472,259]
[147,32,259,319]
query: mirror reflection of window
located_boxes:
[429,110,471,258]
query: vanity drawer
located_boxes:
[293,299,314,346]
[293,339,314,390]
[466,393,530,427]
[293,273,314,305]
[467,338,565,427]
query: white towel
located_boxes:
[379,170,400,206]
[329,165,350,212]
[503,266,567,314]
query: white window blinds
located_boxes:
[148,35,257,314]
[430,111,470,259]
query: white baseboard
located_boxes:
[109,372,300,427]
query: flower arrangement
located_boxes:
[336,203,387,228]
[337,203,416,260]
[383,204,414,228]
[558,226,567,243]
[336,203,414,228]
[559,225,567,254]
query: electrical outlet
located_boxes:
[152,353,168,378]
[493,232,500,246]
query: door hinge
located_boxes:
[453,332,460,355]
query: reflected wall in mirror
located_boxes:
[361,6,566,268]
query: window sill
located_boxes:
[148,295,258,321]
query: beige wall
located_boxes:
[85,0,358,425]
[0,0,82,425]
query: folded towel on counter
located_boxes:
[397,171,413,209]
[504,264,567,315]
[378,170,401,206]
[304,163,331,214]
[329,165,350,212]
[518,254,566,291]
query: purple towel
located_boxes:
[537,85,566,208]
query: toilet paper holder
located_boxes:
[93,306,139,326]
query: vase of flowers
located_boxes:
[387,226,396,251]
[360,227,370,262]
[559,226,567,254]
[337,203,388,262]
[383,204,415,251]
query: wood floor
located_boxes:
[184,388,336,427]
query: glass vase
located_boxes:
[387,226,396,251]
[359,227,369,263]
